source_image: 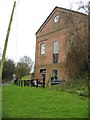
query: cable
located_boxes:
[16,0,21,7]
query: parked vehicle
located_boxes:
[51,79,62,85]
[31,80,42,87]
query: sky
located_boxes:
[0,0,89,63]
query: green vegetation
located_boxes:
[2,85,88,118]
[51,79,88,97]
[20,75,30,80]
[0,86,2,118]
[1,56,34,83]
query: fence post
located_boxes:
[24,80,25,86]
[21,80,23,87]
[43,79,45,88]
[27,80,30,86]
[31,80,33,87]
[36,79,38,87]
[18,80,20,86]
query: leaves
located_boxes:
[15,56,34,78]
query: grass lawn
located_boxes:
[0,86,2,118]
[21,75,31,80]
[2,85,88,118]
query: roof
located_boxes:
[36,6,87,35]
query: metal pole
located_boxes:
[0,1,16,84]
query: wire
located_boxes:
[16,0,21,7]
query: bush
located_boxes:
[52,79,88,97]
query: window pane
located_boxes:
[53,53,58,63]
[54,41,58,54]
[52,70,58,80]
[41,43,45,55]
[40,69,46,73]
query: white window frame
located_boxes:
[54,15,59,23]
[53,41,58,54]
[40,43,45,55]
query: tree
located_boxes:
[2,58,15,82]
[15,62,28,78]
[77,0,89,14]
[20,56,34,74]
[15,56,34,78]
[66,30,88,78]
[64,0,88,79]
[77,0,90,97]
[62,0,90,97]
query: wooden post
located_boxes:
[18,80,20,86]
[24,80,25,86]
[21,80,23,87]
[43,79,45,88]
[36,79,38,87]
[31,80,33,87]
[42,73,45,88]
[0,1,16,84]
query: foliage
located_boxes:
[51,79,88,97]
[64,4,88,79]
[15,62,28,79]
[2,58,15,82]
[20,75,30,80]
[2,85,88,118]
[20,56,34,74]
[21,73,34,80]
[15,56,34,79]
[64,1,90,95]
[66,31,88,78]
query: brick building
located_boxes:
[34,6,88,86]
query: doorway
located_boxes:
[41,74,45,88]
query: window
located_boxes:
[53,54,58,63]
[53,41,58,63]
[40,69,46,73]
[52,70,58,80]
[40,43,45,55]
[54,15,59,23]
[54,41,58,54]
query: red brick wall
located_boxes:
[34,7,87,85]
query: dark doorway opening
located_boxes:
[41,74,45,88]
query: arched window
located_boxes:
[54,41,58,54]
[40,43,45,55]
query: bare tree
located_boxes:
[20,56,34,74]
[63,0,89,97]
[64,0,88,79]
[66,18,87,77]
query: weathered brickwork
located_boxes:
[34,7,88,85]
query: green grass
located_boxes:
[2,85,88,118]
[0,86,2,118]
[51,79,88,97]
[21,75,30,80]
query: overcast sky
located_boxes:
[0,0,88,63]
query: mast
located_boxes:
[0,1,16,84]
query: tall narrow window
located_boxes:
[52,70,58,80]
[40,43,45,55]
[54,41,58,54]
[53,41,58,63]
[53,54,58,63]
